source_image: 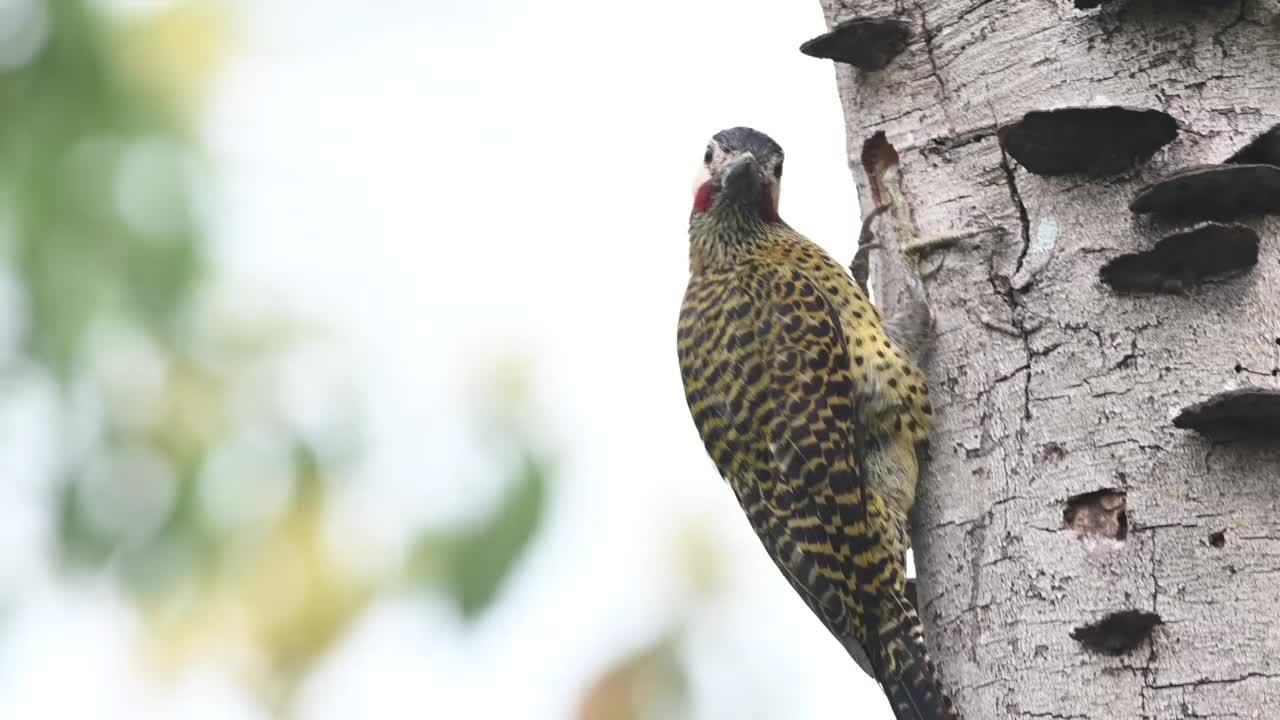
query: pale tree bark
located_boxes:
[814,1,1280,717]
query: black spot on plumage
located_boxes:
[877,350,886,359]
[908,419,918,432]
[703,424,725,448]
[706,360,727,384]
[888,378,898,389]
[854,356,865,366]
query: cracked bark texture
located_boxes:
[817,0,1280,717]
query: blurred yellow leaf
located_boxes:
[141,447,372,710]
[111,1,231,111]
[670,512,727,601]
[146,358,226,470]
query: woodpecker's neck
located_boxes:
[688,204,783,272]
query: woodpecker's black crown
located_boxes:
[712,127,784,163]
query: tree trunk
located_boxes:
[816,1,1280,717]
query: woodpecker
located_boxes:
[676,127,956,720]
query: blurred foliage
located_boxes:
[1,3,556,715]
[578,632,691,720]
[0,0,202,375]
[141,445,373,712]
[0,3,735,719]
[0,2,374,706]
[408,449,549,620]
[111,1,230,111]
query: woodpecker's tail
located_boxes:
[875,591,959,720]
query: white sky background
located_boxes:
[0,0,896,717]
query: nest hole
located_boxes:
[1063,489,1128,541]
[1209,530,1226,548]
[1071,610,1163,655]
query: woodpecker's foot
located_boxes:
[851,205,890,295]
[851,241,882,295]
[903,226,1005,256]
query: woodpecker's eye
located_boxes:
[704,146,714,165]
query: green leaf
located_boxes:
[408,452,549,620]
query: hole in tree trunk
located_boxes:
[1063,489,1128,540]
[1071,610,1163,655]
[1209,530,1226,548]
[861,132,900,209]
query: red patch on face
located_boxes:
[693,181,715,213]
[758,191,781,223]
[691,179,781,223]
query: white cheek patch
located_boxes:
[692,162,712,198]
[772,181,782,210]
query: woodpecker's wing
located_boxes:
[678,262,886,659]
[754,264,891,639]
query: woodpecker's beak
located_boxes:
[718,152,769,203]
[721,152,760,187]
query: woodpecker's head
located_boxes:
[692,127,784,223]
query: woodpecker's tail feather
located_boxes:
[875,592,960,720]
